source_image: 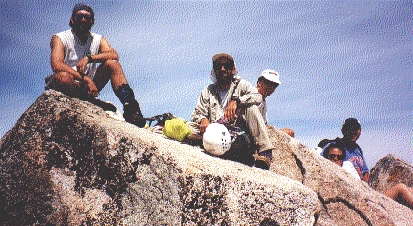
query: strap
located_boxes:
[228,77,240,102]
[144,112,176,127]
[144,115,163,127]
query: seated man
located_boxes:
[256,69,281,124]
[322,143,360,179]
[190,53,274,169]
[319,118,370,183]
[45,3,145,127]
[256,69,294,137]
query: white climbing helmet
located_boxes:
[203,123,232,156]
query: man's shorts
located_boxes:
[44,74,83,90]
[44,74,59,90]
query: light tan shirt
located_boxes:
[191,76,262,124]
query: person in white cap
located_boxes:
[257,69,295,138]
[256,69,281,124]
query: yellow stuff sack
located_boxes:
[163,118,192,142]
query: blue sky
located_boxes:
[1,1,412,168]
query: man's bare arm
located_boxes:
[76,36,119,75]
[88,36,119,62]
[50,35,83,80]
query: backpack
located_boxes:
[318,138,340,148]
[163,118,192,142]
[318,137,365,158]
[145,113,194,142]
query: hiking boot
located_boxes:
[123,100,146,128]
[183,133,203,146]
[253,149,272,170]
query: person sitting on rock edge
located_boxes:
[45,3,145,127]
[256,69,295,138]
[190,53,274,170]
[380,166,413,209]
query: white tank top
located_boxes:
[55,29,102,79]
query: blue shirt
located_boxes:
[342,142,369,178]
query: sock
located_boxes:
[115,84,136,105]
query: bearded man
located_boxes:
[190,53,275,169]
[45,3,145,127]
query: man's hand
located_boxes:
[83,76,98,97]
[200,118,210,134]
[76,56,90,75]
[224,100,238,121]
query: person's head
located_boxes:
[257,69,281,99]
[341,118,361,143]
[69,3,95,34]
[323,143,346,166]
[212,53,236,86]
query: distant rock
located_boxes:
[370,154,413,208]
[0,90,412,225]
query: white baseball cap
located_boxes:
[260,69,281,84]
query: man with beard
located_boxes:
[190,53,274,169]
[45,3,145,127]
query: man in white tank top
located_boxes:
[45,3,145,127]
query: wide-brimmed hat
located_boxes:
[212,53,234,65]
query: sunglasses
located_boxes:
[213,63,233,71]
[328,154,344,160]
[75,13,93,21]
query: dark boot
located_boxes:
[123,100,146,128]
[253,149,272,170]
[183,133,203,146]
[115,84,146,127]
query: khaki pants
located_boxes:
[237,105,274,153]
[188,105,274,154]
